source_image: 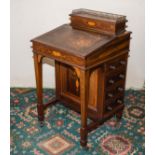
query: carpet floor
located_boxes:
[10,88,145,155]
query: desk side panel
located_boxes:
[86,32,131,69]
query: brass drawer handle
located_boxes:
[87,21,96,26]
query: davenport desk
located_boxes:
[31,9,131,147]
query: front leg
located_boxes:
[80,69,90,147]
[33,53,44,127]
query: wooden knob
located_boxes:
[116,99,123,104]
[107,93,113,98]
[107,106,112,111]
[108,79,115,84]
[109,65,116,70]
[120,60,126,65]
[119,74,125,79]
[117,87,124,92]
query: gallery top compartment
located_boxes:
[70,8,127,35]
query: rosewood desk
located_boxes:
[31,9,131,147]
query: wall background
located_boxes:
[10,0,145,89]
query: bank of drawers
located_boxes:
[105,54,128,111]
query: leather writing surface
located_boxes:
[32,24,114,57]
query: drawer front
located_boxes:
[71,16,115,34]
[71,17,98,30]
[105,54,127,73]
[106,84,124,100]
[32,41,85,67]
[106,96,124,111]
[106,69,126,88]
[105,83,124,105]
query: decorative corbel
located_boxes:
[33,53,44,64]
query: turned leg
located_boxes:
[33,53,44,127]
[80,69,90,147]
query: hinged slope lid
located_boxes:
[31,24,131,58]
[70,9,127,35]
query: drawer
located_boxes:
[106,84,124,99]
[70,16,115,35]
[105,85,124,103]
[106,69,126,88]
[106,96,124,111]
[106,90,115,100]
[105,55,127,72]
[32,42,85,67]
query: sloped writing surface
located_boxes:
[32,24,114,57]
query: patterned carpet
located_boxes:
[10,88,145,155]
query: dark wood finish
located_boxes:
[55,61,61,100]
[32,24,118,58]
[80,69,90,147]
[70,9,127,35]
[43,97,58,109]
[33,53,44,126]
[31,9,131,147]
